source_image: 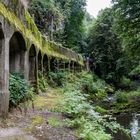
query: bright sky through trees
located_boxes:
[86,0,111,17]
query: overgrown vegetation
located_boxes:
[48,71,128,140]
[9,73,35,107]
[38,71,48,92]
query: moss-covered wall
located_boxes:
[0,1,84,65]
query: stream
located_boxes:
[104,95,140,140]
[113,113,140,140]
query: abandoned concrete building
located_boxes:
[0,0,84,117]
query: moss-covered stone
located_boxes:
[0,2,84,65]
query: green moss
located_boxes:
[0,2,84,65]
[48,117,61,127]
[32,115,45,126]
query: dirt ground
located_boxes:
[0,88,79,140]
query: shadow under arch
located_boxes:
[29,44,37,85]
[9,31,26,74]
[38,50,42,72]
[43,54,49,76]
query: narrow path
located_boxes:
[0,88,78,140]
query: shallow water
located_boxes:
[113,113,140,140]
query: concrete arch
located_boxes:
[9,31,26,74]
[29,44,37,84]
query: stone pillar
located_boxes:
[0,37,9,118]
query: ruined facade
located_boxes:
[0,0,84,117]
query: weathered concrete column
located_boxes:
[0,37,9,118]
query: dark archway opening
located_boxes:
[9,32,26,74]
[50,57,57,72]
[43,54,49,76]
[29,45,37,84]
[38,51,42,72]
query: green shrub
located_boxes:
[120,76,131,87]
[115,91,128,103]
[62,86,126,140]
[9,73,35,106]
[48,71,66,87]
[129,65,140,77]
[38,71,48,92]
[74,72,109,100]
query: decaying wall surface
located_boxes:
[0,0,84,65]
[0,0,84,118]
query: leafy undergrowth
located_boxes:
[9,73,35,107]
[5,71,130,140]
[48,71,129,140]
[112,88,140,113]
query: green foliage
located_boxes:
[9,73,35,106]
[87,8,123,84]
[48,71,66,87]
[76,72,110,100]
[38,71,48,92]
[115,88,140,104]
[63,0,87,52]
[120,76,131,87]
[95,106,108,114]
[129,65,140,78]
[29,0,63,37]
[29,0,87,52]
[48,117,61,127]
[115,91,128,103]
[56,71,127,140]
[113,0,140,58]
